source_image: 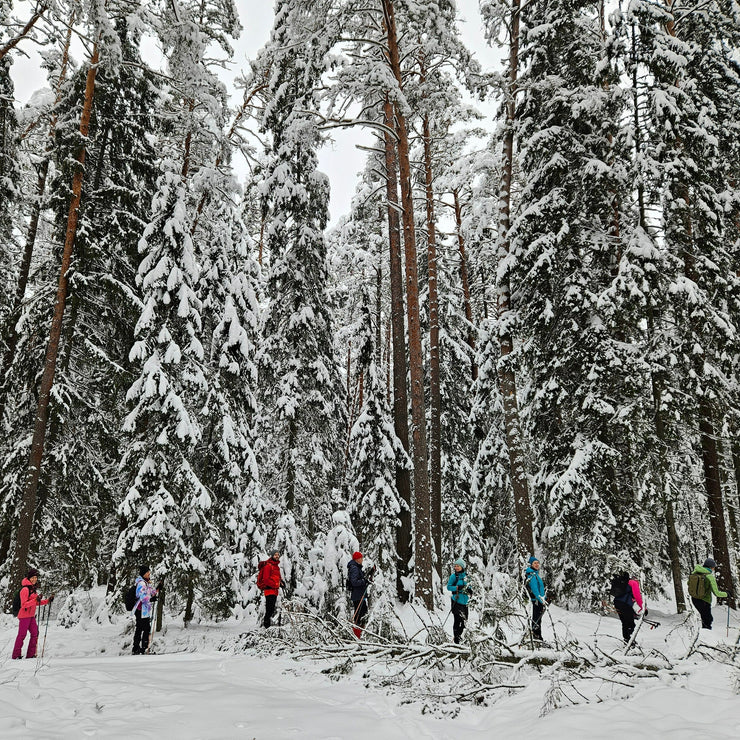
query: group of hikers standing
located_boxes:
[9,552,731,658]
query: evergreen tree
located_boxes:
[511,0,641,604]
[256,1,345,532]
[115,161,213,606]
[348,301,406,580]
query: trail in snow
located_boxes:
[0,604,739,739]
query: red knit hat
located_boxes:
[352,551,363,560]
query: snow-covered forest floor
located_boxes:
[1,594,739,739]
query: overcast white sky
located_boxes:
[8,0,499,224]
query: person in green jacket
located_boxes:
[689,558,728,630]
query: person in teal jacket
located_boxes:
[447,558,471,643]
[689,558,728,630]
[525,556,546,642]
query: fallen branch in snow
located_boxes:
[226,601,736,716]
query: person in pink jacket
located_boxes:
[12,568,54,659]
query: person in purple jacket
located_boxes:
[132,565,158,655]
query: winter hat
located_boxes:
[528,556,540,565]
[26,567,39,579]
[352,551,363,560]
[703,558,717,569]
[454,558,466,570]
[271,550,281,558]
[139,565,150,578]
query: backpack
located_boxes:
[687,572,708,599]
[11,588,23,617]
[124,585,138,612]
[257,560,268,591]
[610,574,634,609]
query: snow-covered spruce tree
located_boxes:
[25,14,162,588]
[256,1,345,540]
[2,1,122,600]
[323,509,359,621]
[348,298,406,583]
[510,1,644,606]
[115,0,252,619]
[622,0,740,599]
[195,195,264,616]
[465,321,516,573]
[479,0,536,563]
[115,160,215,609]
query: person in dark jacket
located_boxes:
[611,571,644,643]
[524,556,546,642]
[258,550,281,628]
[347,551,375,639]
[446,559,471,644]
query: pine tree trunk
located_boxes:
[184,575,195,625]
[156,582,165,632]
[0,18,74,424]
[422,114,442,579]
[651,375,686,612]
[697,397,735,604]
[383,0,433,608]
[497,0,534,559]
[453,189,477,380]
[679,192,735,604]
[6,43,100,607]
[717,435,740,561]
[375,262,382,367]
[382,97,413,603]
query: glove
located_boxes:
[150,595,158,603]
[49,594,55,603]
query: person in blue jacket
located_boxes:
[447,558,471,644]
[525,556,546,642]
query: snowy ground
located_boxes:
[1,600,739,739]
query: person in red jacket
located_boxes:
[258,550,281,628]
[12,568,54,660]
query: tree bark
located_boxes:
[382,97,412,603]
[497,0,534,559]
[697,397,734,603]
[651,373,686,612]
[383,0,433,608]
[422,114,442,579]
[184,574,195,625]
[453,189,477,380]
[663,0,734,608]
[156,581,165,631]
[6,43,100,608]
[0,17,74,424]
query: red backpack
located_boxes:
[257,560,268,590]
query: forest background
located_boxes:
[1,0,739,624]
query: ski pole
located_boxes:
[728,603,731,639]
[40,598,52,659]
